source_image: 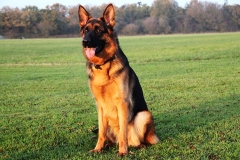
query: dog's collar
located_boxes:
[93,55,117,70]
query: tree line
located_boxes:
[0,0,239,38]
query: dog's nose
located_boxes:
[82,38,91,47]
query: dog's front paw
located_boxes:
[118,151,128,156]
[89,149,104,153]
[118,142,128,156]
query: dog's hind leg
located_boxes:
[128,121,141,147]
[133,111,159,146]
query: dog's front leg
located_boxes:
[90,105,107,153]
[117,102,129,156]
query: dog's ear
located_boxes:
[78,5,92,28]
[102,4,115,28]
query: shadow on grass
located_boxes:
[155,94,240,140]
[153,94,240,159]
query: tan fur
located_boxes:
[89,64,130,154]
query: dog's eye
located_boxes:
[84,28,88,33]
[95,28,102,34]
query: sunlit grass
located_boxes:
[0,33,239,159]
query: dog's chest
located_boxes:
[91,81,122,121]
[90,78,121,103]
[89,67,124,104]
[91,71,112,87]
[88,62,121,86]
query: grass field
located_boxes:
[0,33,240,159]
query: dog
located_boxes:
[78,4,159,156]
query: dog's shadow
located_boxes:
[152,95,240,142]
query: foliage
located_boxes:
[0,33,240,159]
[0,0,240,38]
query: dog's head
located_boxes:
[78,4,118,65]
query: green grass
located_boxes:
[0,33,240,159]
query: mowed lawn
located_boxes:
[0,33,239,159]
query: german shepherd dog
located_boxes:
[78,4,159,156]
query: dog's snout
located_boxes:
[82,38,91,47]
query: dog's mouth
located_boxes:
[85,45,104,59]
[85,47,96,59]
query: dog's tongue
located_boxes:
[85,48,96,58]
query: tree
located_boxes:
[115,4,149,34]
[0,2,239,38]
[21,6,40,37]
[225,5,240,31]
[142,17,160,34]
[49,3,68,35]
[0,7,23,38]
[37,3,68,36]
[37,9,57,36]
[66,6,79,35]
[158,16,171,33]
[121,23,139,35]
[186,0,223,32]
[151,0,178,18]
[204,2,222,31]
[169,6,188,33]
[150,0,179,33]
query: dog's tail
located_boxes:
[134,111,159,144]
